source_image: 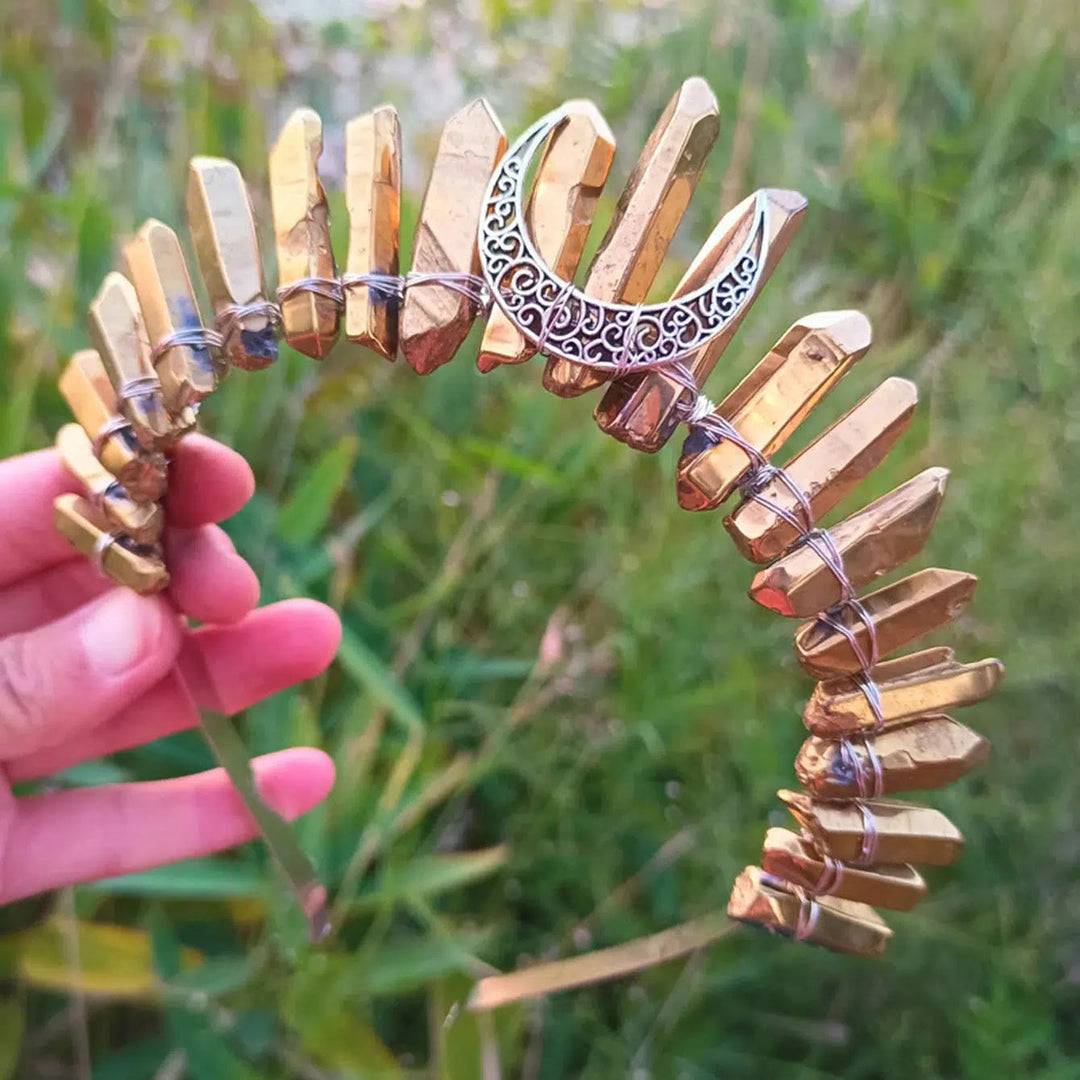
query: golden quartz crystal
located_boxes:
[779,789,965,866]
[345,104,402,360]
[54,493,169,595]
[88,272,188,448]
[478,100,616,373]
[749,466,949,618]
[760,828,926,911]
[676,310,872,512]
[58,350,167,503]
[803,647,1005,737]
[543,77,720,398]
[795,567,978,678]
[594,188,807,453]
[123,218,221,415]
[402,99,507,375]
[726,377,918,563]
[269,107,339,359]
[727,865,892,956]
[795,715,990,800]
[55,424,164,546]
[186,156,277,370]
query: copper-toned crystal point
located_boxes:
[479,100,615,373]
[727,865,892,956]
[124,218,221,415]
[726,377,918,563]
[542,77,719,397]
[794,567,978,678]
[186,156,277,371]
[88,272,181,448]
[269,107,339,359]
[594,187,807,453]
[677,310,872,512]
[778,789,965,866]
[345,104,402,360]
[760,828,926,912]
[54,493,169,595]
[58,350,167,503]
[795,715,990,800]
[803,649,1005,736]
[56,424,164,546]
[749,467,950,618]
[401,99,506,374]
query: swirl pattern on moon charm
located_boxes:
[478,107,770,373]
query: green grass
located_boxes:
[1,0,1079,1076]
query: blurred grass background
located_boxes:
[1,0,1079,1076]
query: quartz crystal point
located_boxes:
[54,493,169,594]
[543,77,720,397]
[345,104,402,360]
[186,156,277,370]
[727,865,892,956]
[725,377,918,563]
[676,310,872,511]
[749,467,950,618]
[269,107,340,359]
[124,218,221,414]
[88,272,187,448]
[401,99,506,374]
[58,349,167,503]
[593,188,807,453]
[760,827,926,911]
[55,424,164,546]
[803,648,1005,736]
[794,567,978,678]
[479,100,615,372]
[779,789,965,866]
[795,715,990,800]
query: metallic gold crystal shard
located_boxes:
[478,100,615,373]
[795,715,990,800]
[803,649,1005,737]
[58,350,167,503]
[794,568,978,678]
[543,77,720,397]
[186,156,277,370]
[593,188,807,453]
[727,865,892,956]
[56,424,164,546]
[749,466,950,618]
[123,218,220,415]
[779,790,964,866]
[269,107,339,359]
[402,99,507,374]
[54,493,169,595]
[88,272,179,448]
[760,828,926,912]
[345,104,402,360]
[726,377,918,563]
[676,310,872,512]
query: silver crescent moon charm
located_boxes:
[477,106,771,373]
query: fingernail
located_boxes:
[80,590,164,677]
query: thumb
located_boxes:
[0,590,182,760]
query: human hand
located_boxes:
[0,437,340,903]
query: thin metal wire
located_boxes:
[117,375,161,403]
[91,416,131,461]
[91,529,121,575]
[854,801,880,866]
[150,326,224,362]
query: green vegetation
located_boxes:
[1,0,1078,1075]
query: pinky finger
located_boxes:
[0,748,334,902]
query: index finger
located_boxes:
[0,434,254,587]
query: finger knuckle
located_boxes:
[0,633,47,740]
